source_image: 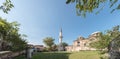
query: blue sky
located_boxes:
[0,0,120,45]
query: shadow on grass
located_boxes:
[13,55,26,59]
[32,52,71,59]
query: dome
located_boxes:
[78,36,84,40]
[91,31,101,35]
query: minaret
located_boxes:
[58,28,63,51]
[59,28,63,43]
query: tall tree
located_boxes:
[66,0,120,17]
[0,18,27,51]
[43,37,55,51]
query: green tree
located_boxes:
[90,25,120,50]
[66,0,120,17]
[43,37,55,51]
[61,42,68,48]
[0,0,14,14]
[89,25,120,59]
[90,33,111,49]
[0,18,27,51]
[52,44,57,51]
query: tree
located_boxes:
[90,33,111,49]
[52,44,57,51]
[89,25,120,59]
[43,37,55,51]
[61,42,68,48]
[0,0,14,14]
[66,0,120,17]
[90,25,120,50]
[0,18,27,51]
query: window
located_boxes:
[77,42,80,46]
[84,43,86,46]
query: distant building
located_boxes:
[65,31,101,52]
[27,44,34,48]
[34,45,44,52]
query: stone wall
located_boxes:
[109,35,120,59]
[0,51,25,59]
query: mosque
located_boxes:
[58,28,101,51]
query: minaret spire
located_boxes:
[60,28,62,33]
[58,27,64,51]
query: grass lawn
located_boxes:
[69,51,101,59]
[14,51,101,59]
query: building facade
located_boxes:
[66,31,101,52]
[34,45,44,52]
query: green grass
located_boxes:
[32,52,70,59]
[69,51,100,59]
[14,51,101,59]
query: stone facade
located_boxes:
[109,35,120,59]
[66,31,101,52]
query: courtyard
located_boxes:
[14,51,101,59]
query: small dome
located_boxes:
[91,31,101,35]
[78,36,84,40]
